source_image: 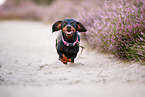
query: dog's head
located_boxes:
[52,19,87,39]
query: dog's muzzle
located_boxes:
[66,31,73,35]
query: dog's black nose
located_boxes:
[67,26,71,29]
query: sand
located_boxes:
[0,20,145,97]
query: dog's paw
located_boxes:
[67,58,74,64]
[60,54,68,64]
[67,58,71,62]
[60,58,67,64]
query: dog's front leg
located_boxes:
[69,47,79,63]
[57,49,68,64]
[69,54,78,63]
[60,54,68,64]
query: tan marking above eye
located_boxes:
[71,21,75,24]
[63,21,67,26]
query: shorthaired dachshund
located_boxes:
[52,19,87,64]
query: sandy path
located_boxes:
[0,21,145,97]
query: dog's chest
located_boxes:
[63,45,78,54]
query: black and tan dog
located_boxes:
[52,19,87,64]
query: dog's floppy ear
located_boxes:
[76,21,87,32]
[52,21,63,32]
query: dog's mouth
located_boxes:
[63,30,75,39]
[63,28,75,35]
[65,30,74,35]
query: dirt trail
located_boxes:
[0,21,145,97]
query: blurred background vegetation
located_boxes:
[0,0,105,23]
[33,0,54,5]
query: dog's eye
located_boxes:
[63,21,67,24]
[71,22,75,26]
[63,22,66,25]
[63,22,67,26]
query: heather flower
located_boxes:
[78,0,145,62]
